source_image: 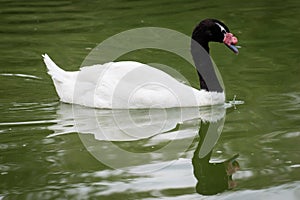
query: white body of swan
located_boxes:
[43,54,224,109]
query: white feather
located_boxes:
[43,54,225,109]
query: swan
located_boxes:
[43,19,239,109]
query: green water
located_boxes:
[1,0,300,199]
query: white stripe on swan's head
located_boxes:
[215,22,227,35]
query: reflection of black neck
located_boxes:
[193,121,210,161]
[192,121,228,195]
[191,38,223,93]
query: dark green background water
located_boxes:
[1,0,300,199]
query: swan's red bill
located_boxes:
[223,33,239,54]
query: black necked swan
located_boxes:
[43,19,239,109]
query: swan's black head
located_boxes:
[192,19,238,54]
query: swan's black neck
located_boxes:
[191,34,223,93]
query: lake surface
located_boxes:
[1,0,300,199]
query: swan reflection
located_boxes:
[193,120,240,195]
[48,103,239,195]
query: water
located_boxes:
[1,0,300,199]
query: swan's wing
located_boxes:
[65,61,224,108]
[84,61,200,108]
[74,61,145,108]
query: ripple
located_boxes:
[0,73,42,80]
[0,119,58,126]
[283,132,300,138]
[290,164,300,168]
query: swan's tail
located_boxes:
[42,54,76,103]
[42,54,67,83]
